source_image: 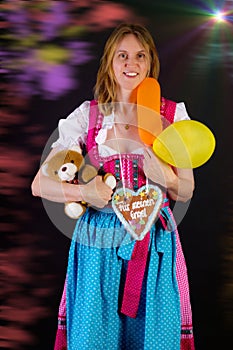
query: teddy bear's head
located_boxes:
[42,148,84,182]
[41,146,116,220]
[42,147,98,183]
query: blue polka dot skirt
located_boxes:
[66,206,181,350]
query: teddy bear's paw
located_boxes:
[103,174,117,189]
[64,202,86,219]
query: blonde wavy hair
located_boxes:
[94,23,160,115]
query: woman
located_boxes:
[32,23,195,350]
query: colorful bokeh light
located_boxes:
[213,10,226,21]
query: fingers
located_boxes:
[143,147,158,171]
[82,176,113,208]
[144,146,168,168]
[142,146,167,186]
[143,146,153,161]
[95,176,113,201]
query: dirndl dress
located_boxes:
[54,99,195,350]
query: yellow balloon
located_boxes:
[152,120,216,168]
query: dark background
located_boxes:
[1,1,233,349]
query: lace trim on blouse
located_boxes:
[52,99,190,155]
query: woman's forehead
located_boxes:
[114,34,148,52]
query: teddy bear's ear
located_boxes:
[41,162,49,176]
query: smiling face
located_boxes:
[112,34,150,100]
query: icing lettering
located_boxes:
[132,198,155,210]
[118,203,130,212]
[130,207,147,220]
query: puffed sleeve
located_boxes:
[51,100,90,149]
[174,102,191,122]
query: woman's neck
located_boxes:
[116,88,137,104]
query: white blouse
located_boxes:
[52,100,190,156]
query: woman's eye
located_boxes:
[137,53,145,59]
[119,53,127,59]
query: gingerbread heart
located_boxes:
[112,184,163,240]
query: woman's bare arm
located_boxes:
[31,148,113,208]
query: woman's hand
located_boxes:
[143,147,176,188]
[79,176,113,208]
[143,147,194,202]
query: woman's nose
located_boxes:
[125,56,136,66]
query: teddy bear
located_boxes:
[42,145,116,219]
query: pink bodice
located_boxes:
[86,99,176,191]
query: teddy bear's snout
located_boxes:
[58,163,78,181]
